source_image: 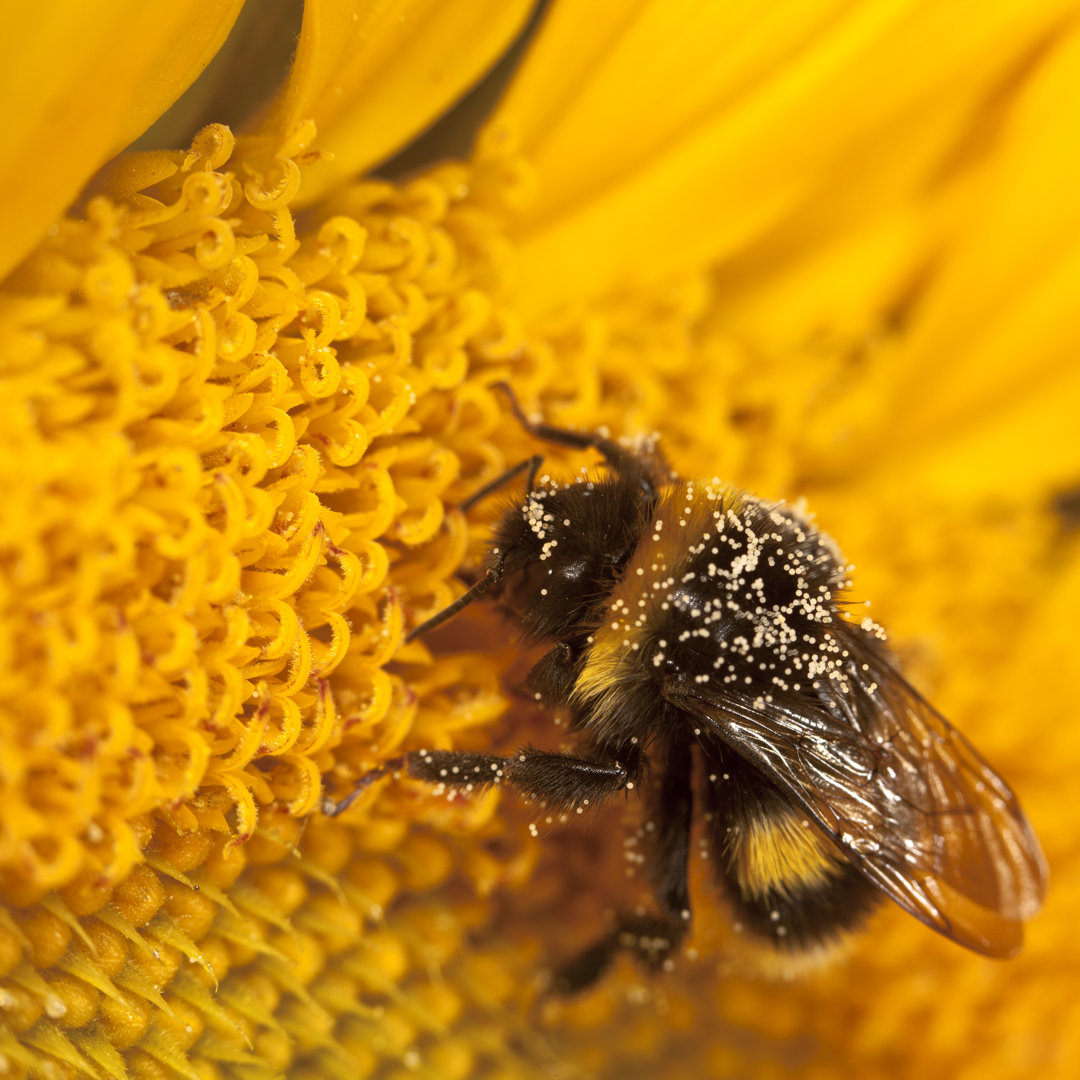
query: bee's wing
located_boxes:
[670,643,1047,957]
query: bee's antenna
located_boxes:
[490,381,657,495]
[405,565,502,643]
[491,381,617,457]
[460,454,544,511]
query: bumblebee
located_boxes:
[329,386,1047,988]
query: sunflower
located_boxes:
[2,1,1079,1077]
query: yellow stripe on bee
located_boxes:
[731,805,845,901]
[574,629,640,704]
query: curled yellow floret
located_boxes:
[0,120,555,1078]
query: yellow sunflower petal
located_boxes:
[261,0,535,205]
[0,0,244,281]
[880,22,1080,497]
[492,0,1078,316]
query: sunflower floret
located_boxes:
[0,122,550,1078]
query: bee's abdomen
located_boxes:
[707,759,880,951]
[724,853,880,952]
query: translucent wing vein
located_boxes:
[669,636,1046,957]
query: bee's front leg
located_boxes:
[323,743,644,817]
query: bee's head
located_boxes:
[489,474,655,641]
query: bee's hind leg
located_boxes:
[550,912,689,994]
[550,735,695,993]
